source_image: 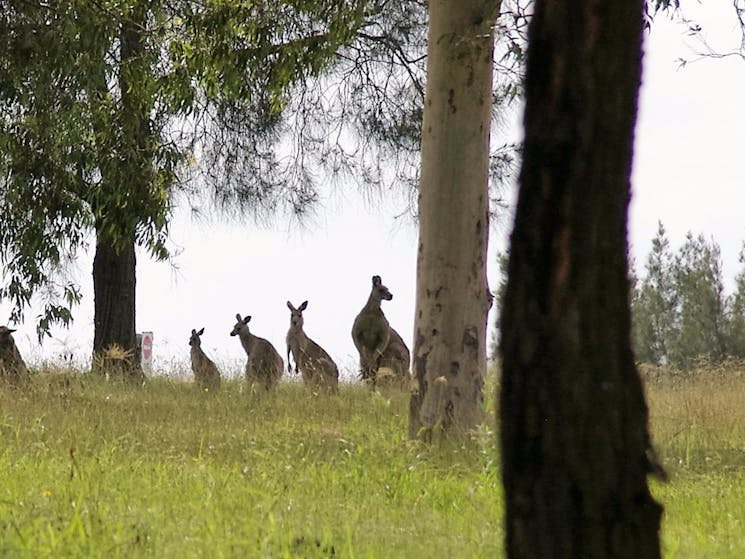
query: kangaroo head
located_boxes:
[189,327,205,347]
[230,314,251,337]
[371,275,393,302]
[0,326,17,346]
[287,300,308,329]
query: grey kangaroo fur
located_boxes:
[378,325,411,388]
[351,275,411,388]
[230,313,283,391]
[189,328,221,392]
[286,300,339,393]
[0,326,29,385]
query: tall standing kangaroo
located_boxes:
[378,323,411,389]
[189,328,221,392]
[0,326,29,385]
[352,275,411,388]
[230,314,283,391]
[286,300,339,393]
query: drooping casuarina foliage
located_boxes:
[0,0,370,373]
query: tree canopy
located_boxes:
[0,0,369,338]
[631,224,745,369]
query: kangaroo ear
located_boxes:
[244,315,252,324]
[287,301,294,311]
[235,313,242,322]
[191,329,197,335]
[372,275,381,286]
[299,301,308,311]
[197,328,205,335]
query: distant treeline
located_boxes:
[630,222,745,370]
[491,222,745,370]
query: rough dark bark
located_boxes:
[499,1,663,558]
[92,232,143,380]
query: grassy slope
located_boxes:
[0,377,501,558]
[1,369,744,558]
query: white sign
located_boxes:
[141,331,153,370]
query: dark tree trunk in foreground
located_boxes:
[499,1,663,558]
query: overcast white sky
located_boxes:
[631,2,745,281]
[4,4,745,377]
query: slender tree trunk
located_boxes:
[408,0,499,439]
[499,1,663,558]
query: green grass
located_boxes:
[645,368,745,558]
[0,376,501,558]
[2,368,745,558]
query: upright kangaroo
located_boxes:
[230,314,283,391]
[286,300,339,393]
[378,325,411,389]
[352,275,410,388]
[189,328,221,392]
[0,326,29,385]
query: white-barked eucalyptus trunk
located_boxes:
[409,0,498,438]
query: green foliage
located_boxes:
[177,0,366,105]
[0,1,175,333]
[724,244,745,357]
[489,252,510,360]
[632,223,680,365]
[673,232,728,364]
[644,0,680,29]
[0,0,531,343]
[631,223,745,369]
[180,0,373,221]
[268,0,526,208]
[0,0,370,335]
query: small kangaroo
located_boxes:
[286,300,339,393]
[189,328,221,392]
[230,313,283,391]
[0,326,29,385]
[352,275,410,388]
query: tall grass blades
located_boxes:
[2,365,745,557]
[0,375,502,558]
